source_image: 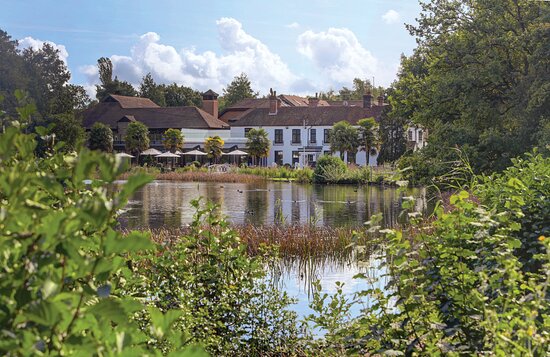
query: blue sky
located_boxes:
[2,0,421,96]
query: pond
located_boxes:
[118,180,428,321]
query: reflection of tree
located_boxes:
[245,181,268,225]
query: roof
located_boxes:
[82,101,228,130]
[103,94,160,108]
[231,106,384,127]
[202,89,219,97]
[279,95,330,107]
[327,100,364,107]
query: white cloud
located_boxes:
[18,36,69,63]
[296,28,379,86]
[81,18,301,95]
[286,22,300,29]
[382,10,401,25]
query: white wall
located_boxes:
[407,126,427,151]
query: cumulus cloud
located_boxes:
[382,10,401,24]
[18,36,69,63]
[297,28,379,87]
[81,18,300,95]
[286,22,300,29]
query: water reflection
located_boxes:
[118,181,427,229]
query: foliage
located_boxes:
[47,113,86,152]
[139,73,166,106]
[163,83,203,107]
[95,57,137,101]
[88,122,113,152]
[163,128,184,153]
[221,73,258,110]
[125,200,300,356]
[390,0,550,177]
[204,136,224,163]
[329,121,359,163]
[377,106,407,165]
[313,155,347,183]
[125,121,150,156]
[0,124,204,355]
[245,128,270,166]
[0,29,90,118]
[357,117,379,166]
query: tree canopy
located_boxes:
[125,121,149,156]
[330,121,359,162]
[357,117,379,166]
[245,128,270,166]
[221,73,258,110]
[204,136,224,163]
[88,122,113,152]
[95,57,137,101]
[163,128,184,153]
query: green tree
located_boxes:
[376,108,407,165]
[330,121,359,163]
[125,121,149,157]
[357,117,379,166]
[95,57,137,101]
[139,73,166,106]
[204,135,224,163]
[245,128,270,166]
[88,122,113,152]
[48,113,85,152]
[163,83,202,107]
[221,73,258,109]
[163,128,184,152]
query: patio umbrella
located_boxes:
[184,149,207,156]
[141,148,162,156]
[115,152,135,158]
[174,150,184,155]
[156,151,180,169]
[223,149,248,156]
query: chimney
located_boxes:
[202,89,219,118]
[308,93,320,107]
[269,88,279,115]
[363,91,373,108]
[377,94,384,106]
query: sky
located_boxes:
[1,0,421,97]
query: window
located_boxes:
[275,151,284,165]
[309,128,317,143]
[418,130,423,142]
[408,130,413,141]
[274,129,283,144]
[292,151,300,165]
[292,129,301,144]
[324,150,331,156]
[244,128,252,136]
[324,129,331,143]
[347,152,356,164]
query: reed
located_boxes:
[134,223,374,260]
[118,169,265,183]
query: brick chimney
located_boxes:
[377,94,384,106]
[269,88,279,115]
[308,93,320,107]
[202,89,219,118]
[363,91,373,108]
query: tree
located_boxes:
[204,136,224,164]
[48,113,85,152]
[88,122,113,152]
[95,57,137,101]
[357,117,379,166]
[125,121,149,157]
[221,73,258,109]
[330,121,359,163]
[390,0,550,175]
[139,73,166,106]
[377,108,407,165]
[163,128,184,153]
[246,128,270,166]
[163,83,202,107]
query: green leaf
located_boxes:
[104,231,156,255]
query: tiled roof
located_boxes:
[231,106,384,127]
[104,94,160,108]
[82,102,228,130]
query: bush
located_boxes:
[313,155,347,183]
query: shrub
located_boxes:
[313,155,347,183]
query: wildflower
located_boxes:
[538,235,545,242]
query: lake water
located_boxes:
[118,180,428,321]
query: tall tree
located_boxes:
[204,136,224,164]
[124,121,149,157]
[163,128,184,153]
[48,113,85,152]
[357,117,379,166]
[377,108,407,165]
[95,57,137,101]
[221,73,258,109]
[246,128,270,166]
[139,73,165,106]
[330,121,359,163]
[88,122,113,152]
[163,83,202,107]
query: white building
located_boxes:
[229,93,385,167]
